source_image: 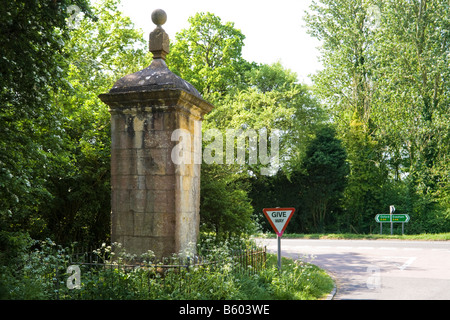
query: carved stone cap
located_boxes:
[99,9,211,107]
[106,59,202,98]
[99,88,214,119]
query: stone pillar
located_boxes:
[98,9,213,259]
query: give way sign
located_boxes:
[263,208,295,237]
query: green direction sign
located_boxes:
[375,214,410,223]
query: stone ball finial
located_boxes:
[149,9,169,60]
[151,9,167,26]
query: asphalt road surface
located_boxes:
[256,238,450,300]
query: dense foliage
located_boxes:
[304,0,450,233]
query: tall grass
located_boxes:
[0,237,334,300]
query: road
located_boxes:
[256,238,450,300]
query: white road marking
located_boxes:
[399,257,416,270]
[383,256,417,270]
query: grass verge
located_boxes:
[255,232,450,241]
[237,253,335,300]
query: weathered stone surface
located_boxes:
[107,60,202,98]
[99,10,213,259]
[151,9,167,26]
[149,27,169,60]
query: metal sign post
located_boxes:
[277,235,281,271]
[390,205,395,235]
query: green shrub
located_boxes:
[0,237,334,300]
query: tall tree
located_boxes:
[304,0,377,129]
[305,0,388,232]
[342,117,388,232]
[0,0,91,239]
[302,125,349,232]
[371,0,449,192]
[305,0,450,232]
[371,0,450,231]
[43,0,151,246]
[167,12,251,95]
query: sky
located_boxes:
[118,0,323,85]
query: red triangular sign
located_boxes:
[263,208,295,237]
